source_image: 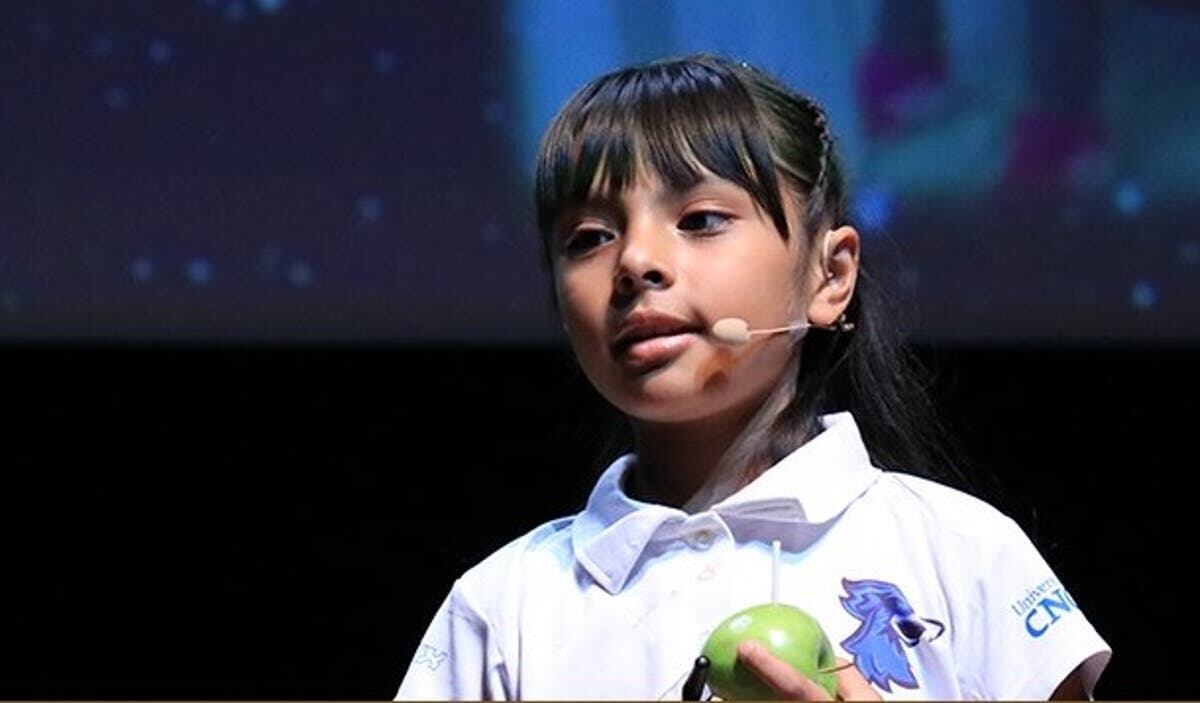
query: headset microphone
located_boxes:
[710,316,854,345]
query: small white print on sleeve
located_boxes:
[1009,576,1079,638]
[413,643,448,671]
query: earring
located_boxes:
[835,313,855,332]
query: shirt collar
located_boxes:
[571,412,881,593]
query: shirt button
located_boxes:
[690,529,715,549]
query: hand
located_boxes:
[736,641,881,701]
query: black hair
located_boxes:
[535,54,979,496]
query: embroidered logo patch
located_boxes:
[839,578,945,692]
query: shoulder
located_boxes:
[400,517,580,699]
[817,412,1026,545]
[868,478,1111,698]
[844,462,1111,698]
[453,514,579,607]
[862,470,1069,613]
[867,470,1030,551]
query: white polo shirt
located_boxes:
[397,412,1110,700]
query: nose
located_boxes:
[615,267,669,296]
[614,223,674,296]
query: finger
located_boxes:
[831,657,881,701]
[737,641,832,700]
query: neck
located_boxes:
[627,357,803,512]
[628,405,758,510]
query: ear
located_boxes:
[806,225,860,326]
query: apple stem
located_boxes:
[771,539,781,603]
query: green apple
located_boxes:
[700,603,838,700]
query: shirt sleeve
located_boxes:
[953,515,1111,700]
[395,580,511,700]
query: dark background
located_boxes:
[2,343,1194,699]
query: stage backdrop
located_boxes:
[3,0,1199,343]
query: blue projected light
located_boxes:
[186,258,215,287]
[1130,281,1157,311]
[851,184,894,234]
[104,85,130,110]
[148,39,173,64]
[130,257,155,283]
[223,2,247,23]
[254,0,286,14]
[288,261,313,288]
[373,49,396,75]
[1114,181,1145,217]
[356,194,383,224]
[90,34,116,59]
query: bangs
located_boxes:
[535,56,791,247]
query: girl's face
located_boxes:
[551,170,819,425]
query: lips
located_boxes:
[610,310,703,366]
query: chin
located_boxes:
[612,382,740,425]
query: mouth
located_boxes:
[610,312,704,370]
[612,331,699,372]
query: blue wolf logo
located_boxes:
[839,578,945,692]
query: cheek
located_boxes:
[709,253,802,318]
[555,273,607,347]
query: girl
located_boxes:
[396,54,1109,700]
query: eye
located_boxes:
[561,227,614,258]
[678,211,732,235]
